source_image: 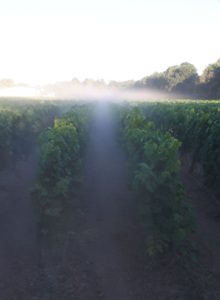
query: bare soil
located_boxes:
[181,160,220,299]
[0,151,41,299]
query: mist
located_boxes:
[0,85,188,102]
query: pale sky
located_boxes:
[0,0,220,85]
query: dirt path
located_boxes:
[0,152,40,299]
[181,163,220,299]
[78,101,138,299]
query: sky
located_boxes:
[0,0,220,85]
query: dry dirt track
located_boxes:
[73,101,145,299]
[0,152,40,299]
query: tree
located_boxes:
[135,63,198,96]
[164,63,198,94]
[199,59,220,99]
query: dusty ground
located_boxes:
[181,161,220,299]
[1,102,220,299]
[0,151,41,299]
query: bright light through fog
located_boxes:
[0,0,219,85]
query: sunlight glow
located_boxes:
[0,0,219,85]
[0,87,38,97]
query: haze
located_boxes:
[0,0,220,86]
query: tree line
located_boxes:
[132,58,220,99]
[1,58,219,99]
[80,58,220,99]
